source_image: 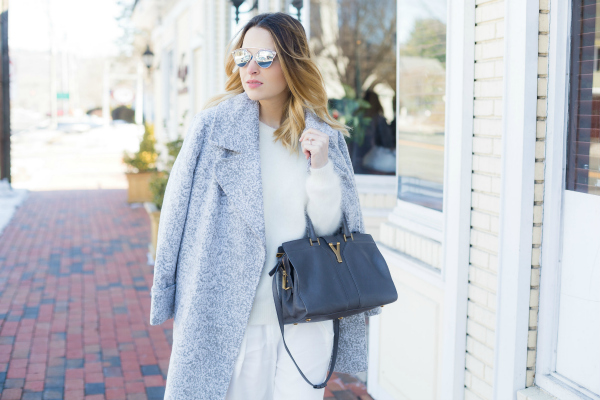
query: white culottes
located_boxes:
[225,319,335,400]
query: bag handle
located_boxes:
[304,209,353,243]
[271,261,340,389]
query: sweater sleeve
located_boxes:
[305,158,343,237]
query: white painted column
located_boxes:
[135,61,144,125]
[493,0,539,398]
[439,0,475,397]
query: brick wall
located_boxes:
[465,0,504,398]
[524,0,550,389]
[466,0,549,397]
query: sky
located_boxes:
[10,0,127,58]
[10,0,446,57]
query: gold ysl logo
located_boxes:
[328,242,343,263]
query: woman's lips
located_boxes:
[247,82,263,89]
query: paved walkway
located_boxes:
[0,189,372,400]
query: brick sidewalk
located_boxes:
[0,189,372,400]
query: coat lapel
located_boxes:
[207,93,267,254]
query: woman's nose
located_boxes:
[246,57,260,74]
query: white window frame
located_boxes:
[391,3,447,242]
[367,0,475,398]
[393,41,445,230]
[535,1,600,398]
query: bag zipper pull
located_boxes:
[269,252,285,277]
[281,268,291,290]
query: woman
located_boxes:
[149,12,381,400]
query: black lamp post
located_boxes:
[231,0,259,25]
[291,0,303,20]
[142,45,154,76]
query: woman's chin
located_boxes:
[245,91,266,101]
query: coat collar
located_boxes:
[206,91,351,254]
[207,91,338,163]
[207,91,261,154]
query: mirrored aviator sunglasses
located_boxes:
[231,48,277,69]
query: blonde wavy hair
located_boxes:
[202,12,351,154]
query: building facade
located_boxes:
[132,1,599,399]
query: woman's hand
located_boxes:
[299,128,329,169]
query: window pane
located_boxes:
[396,0,447,211]
[567,0,600,196]
[309,0,397,176]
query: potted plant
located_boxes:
[122,122,161,203]
[328,84,372,147]
[145,113,186,261]
[328,84,372,173]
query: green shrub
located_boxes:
[149,173,168,210]
[148,135,185,210]
[327,84,372,146]
[122,123,160,172]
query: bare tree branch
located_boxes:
[310,0,396,98]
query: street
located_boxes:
[10,122,143,192]
[0,122,371,399]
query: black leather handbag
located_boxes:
[268,211,398,389]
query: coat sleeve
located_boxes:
[305,158,343,237]
[149,111,206,326]
[334,129,383,318]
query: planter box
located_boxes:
[125,171,157,203]
[144,202,161,261]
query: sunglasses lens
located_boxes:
[232,49,251,67]
[232,49,276,68]
[256,50,275,68]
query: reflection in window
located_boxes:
[309,0,397,176]
[396,0,446,211]
[566,0,600,196]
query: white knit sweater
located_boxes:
[246,120,343,325]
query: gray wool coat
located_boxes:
[149,91,382,399]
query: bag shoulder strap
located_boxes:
[271,264,340,389]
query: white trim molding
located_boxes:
[439,0,475,397]
[389,199,443,242]
[493,0,539,398]
[378,243,445,289]
[354,175,396,195]
[535,0,570,391]
[533,1,600,399]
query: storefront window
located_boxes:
[567,0,600,196]
[395,0,446,211]
[309,0,397,177]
